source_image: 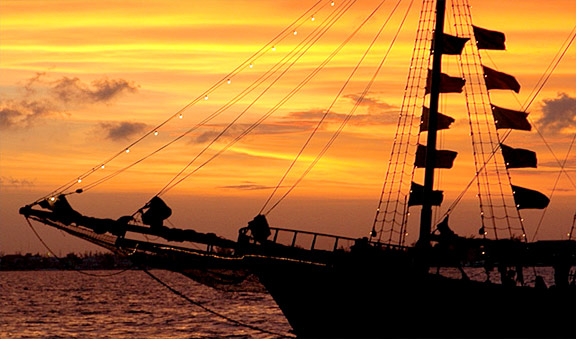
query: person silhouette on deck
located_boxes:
[141,196,172,229]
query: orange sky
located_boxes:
[1,0,575,253]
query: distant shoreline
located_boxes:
[0,253,133,271]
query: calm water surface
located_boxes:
[1,267,568,338]
[0,270,292,338]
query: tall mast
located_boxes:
[417,0,446,249]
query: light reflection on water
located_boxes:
[0,270,292,338]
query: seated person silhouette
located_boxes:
[141,196,172,230]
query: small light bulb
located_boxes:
[293,30,297,35]
[204,95,209,100]
[179,113,183,119]
[154,131,159,136]
[249,63,253,68]
[77,179,82,183]
[101,164,105,169]
[331,1,335,6]
[50,197,56,201]
[272,46,276,51]
[125,149,130,153]
[227,79,231,84]
[311,15,315,21]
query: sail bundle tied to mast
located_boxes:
[415,144,457,169]
[473,25,506,50]
[483,66,521,93]
[501,144,537,169]
[491,105,532,130]
[408,182,443,207]
[512,185,550,209]
[425,70,465,94]
[491,105,531,131]
[442,33,469,55]
[420,107,455,132]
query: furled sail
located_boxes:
[420,107,455,132]
[442,33,469,55]
[425,70,465,94]
[491,105,531,131]
[414,144,458,169]
[408,182,444,206]
[473,26,506,50]
[501,144,537,168]
[511,185,550,209]
[483,66,520,93]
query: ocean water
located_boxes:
[0,270,293,339]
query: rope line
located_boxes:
[24,217,132,277]
[260,0,400,214]
[156,0,358,197]
[264,0,415,215]
[156,0,410,197]
[372,0,436,244]
[33,0,327,203]
[433,17,576,228]
[532,133,576,240]
[142,269,295,338]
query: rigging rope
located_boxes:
[155,0,358,197]
[79,0,357,198]
[156,1,413,198]
[434,21,576,227]
[33,0,327,203]
[373,0,436,244]
[142,269,295,338]
[531,133,576,240]
[262,0,415,215]
[24,217,132,277]
[25,214,293,337]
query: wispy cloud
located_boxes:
[191,122,312,145]
[343,93,396,114]
[99,121,148,141]
[0,72,139,130]
[0,176,35,187]
[537,92,576,134]
[0,98,61,129]
[51,76,138,104]
[285,94,399,127]
[218,181,277,190]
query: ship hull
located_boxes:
[253,259,576,338]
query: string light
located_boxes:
[204,95,209,100]
[293,30,297,35]
[50,197,56,201]
[311,15,315,21]
[77,179,82,183]
[272,46,276,51]
[249,63,253,68]
[179,113,183,119]
[101,164,105,169]
[154,131,159,136]
[331,1,335,6]
[227,79,231,84]
[125,149,130,153]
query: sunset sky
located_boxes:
[1,0,575,254]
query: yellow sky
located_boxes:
[1,0,575,253]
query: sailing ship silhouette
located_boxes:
[20,0,575,337]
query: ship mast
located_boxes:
[417,0,446,249]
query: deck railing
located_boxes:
[266,227,407,253]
